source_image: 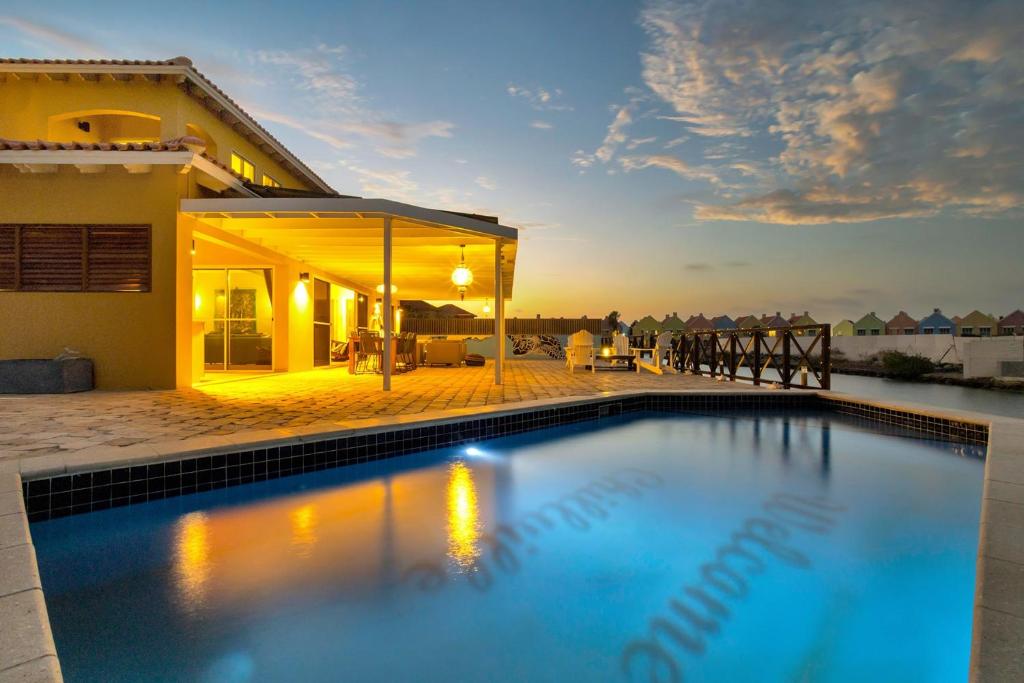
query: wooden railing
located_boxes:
[402,317,603,336]
[671,324,831,389]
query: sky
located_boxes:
[1,0,1022,324]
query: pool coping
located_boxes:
[0,471,61,683]
[7,389,1022,682]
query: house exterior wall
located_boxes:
[1,73,334,389]
[0,165,180,388]
[0,77,312,190]
[852,314,885,336]
[957,311,998,337]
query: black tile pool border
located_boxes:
[20,392,988,522]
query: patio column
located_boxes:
[382,216,393,391]
[494,239,504,385]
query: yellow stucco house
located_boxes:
[0,57,517,390]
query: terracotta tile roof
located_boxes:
[0,136,205,152]
[0,58,179,65]
[0,56,334,193]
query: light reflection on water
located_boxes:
[32,413,985,682]
[446,461,481,571]
[289,503,318,558]
[173,511,211,612]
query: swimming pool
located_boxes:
[30,411,984,682]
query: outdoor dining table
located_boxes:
[348,336,399,375]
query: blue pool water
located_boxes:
[31,412,985,682]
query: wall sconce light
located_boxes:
[451,244,473,300]
[299,272,310,283]
[358,295,365,303]
[376,283,398,294]
[190,239,196,256]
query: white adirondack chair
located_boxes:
[566,330,596,373]
[654,331,675,369]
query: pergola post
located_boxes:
[494,239,504,385]
[382,216,393,391]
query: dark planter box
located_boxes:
[0,358,94,394]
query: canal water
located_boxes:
[829,374,1024,419]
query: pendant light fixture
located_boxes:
[451,244,473,300]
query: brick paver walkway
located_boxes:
[0,360,764,466]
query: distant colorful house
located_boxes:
[633,315,662,334]
[711,315,736,330]
[886,311,918,336]
[661,312,687,332]
[684,313,712,331]
[435,303,476,319]
[957,310,998,337]
[760,311,790,328]
[918,309,956,335]
[788,311,817,335]
[998,310,1024,336]
[853,312,885,336]
[833,320,855,336]
[734,315,762,330]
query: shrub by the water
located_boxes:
[881,351,935,379]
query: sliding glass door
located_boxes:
[313,278,331,367]
[193,268,274,371]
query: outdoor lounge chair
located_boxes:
[654,331,675,369]
[566,330,596,373]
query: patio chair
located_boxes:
[654,331,675,369]
[611,333,630,369]
[357,332,380,374]
[566,330,596,373]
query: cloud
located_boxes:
[250,45,455,159]
[636,0,1024,224]
[627,136,658,150]
[475,176,497,191]
[619,154,720,184]
[246,108,351,149]
[530,120,554,130]
[506,84,573,111]
[684,263,713,271]
[0,16,105,56]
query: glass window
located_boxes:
[230,152,256,182]
[262,174,281,188]
[961,327,974,336]
[938,327,950,334]
[193,268,273,371]
[923,328,933,334]
[979,327,991,337]
[870,329,880,335]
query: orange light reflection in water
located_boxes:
[173,511,211,612]
[290,503,319,558]
[446,461,481,571]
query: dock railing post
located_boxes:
[782,330,792,389]
[709,331,718,378]
[753,330,762,386]
[821,324,831,390]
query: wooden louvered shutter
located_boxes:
[19,226,84,291]
[0,226,15,290]
[86,226,151,292]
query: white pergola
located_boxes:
[180,197,517,390]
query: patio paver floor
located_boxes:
[0,360,767,467]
